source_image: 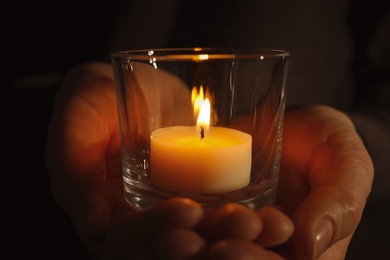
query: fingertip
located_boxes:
[150,197,204,229]
[290,217,335,260]
[291,188,358,260]
[152,228,206,259]
[255,207,294,248]
[220,204,262,241]
[198,203,262,242]
[313,219,334,258]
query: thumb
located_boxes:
[292,187,360,260]
[291,132,373,259]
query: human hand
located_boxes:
[275,106,374,259]
[45,62,294,259]
[44,62,209,259]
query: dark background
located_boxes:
[1,1,122,87]
[1,1,124,258]
[2,0,389,259]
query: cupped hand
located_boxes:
[45,62,207,259]
[276,106,374,259]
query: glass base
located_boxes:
[123,176,278,211]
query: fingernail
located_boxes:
[313,219,333,259]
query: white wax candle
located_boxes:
[150,126,252,194]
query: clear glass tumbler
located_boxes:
[112,48,289,210]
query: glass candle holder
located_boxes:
[112,48,289,210]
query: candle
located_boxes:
[150,126,252,193]
[150,93,252,194]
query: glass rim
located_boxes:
[111,47,290,61]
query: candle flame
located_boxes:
[192,86,204,117]
[197,99,210,138]
[192,86,213,138]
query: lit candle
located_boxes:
[150,92,252,194]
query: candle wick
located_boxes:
[200,126,204,139]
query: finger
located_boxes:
[254,207,294,248]
[197,203,262,242]
[45,63,120,241]
[102,198,204,257]
[316,235,352,260]
[295,132,372,259]
[281,107,374,259]
[207,240,283,260]
[152,228,206,260]
[292,186,363,260]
